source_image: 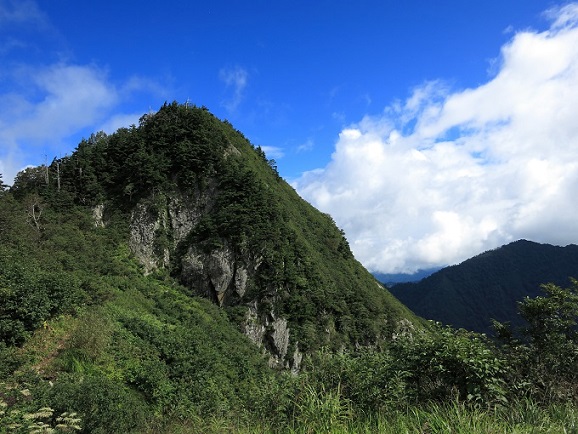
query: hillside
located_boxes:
[2,104,578,432]
[0,102,421,432]
[389,240,578,334]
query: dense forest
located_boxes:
[390,240,578,334]
[1,103,577,433]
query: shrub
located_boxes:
[392,324,508,406]
[494,279,578,402]
[46,374,148,434]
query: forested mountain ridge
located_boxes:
[9,103,419,363]
[2,104,578,432]
[389,240,578,334]
[0,102,422,430]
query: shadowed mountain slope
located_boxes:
[389,240,578,334]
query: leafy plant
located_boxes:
[293,383,352,433]
[391,323,508,406]
[0,383,82,433]
[494,279,578,402]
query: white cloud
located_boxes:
[99,113,142,134]
[0,1,169,186]
[0,0,47,26]
[120,75,169,99]
[546,3,578,29]
[0,64,118,141]
[0,61,165,185]
[297,138,314,153]
[295,4,578,274]
[219,66,248,112]
[261,145,284,160]
[0,147,21,187]
[0,63,118,183]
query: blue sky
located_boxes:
[2,0,578,274]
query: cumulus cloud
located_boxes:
[295,4,578,274]
[219,66,248,112]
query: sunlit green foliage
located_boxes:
[494,279,578,403]
[0,194,277,431]
[1,103,578,432]
[0,384,82,433]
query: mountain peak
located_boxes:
[9,102,419,366]
[390,239,578,334]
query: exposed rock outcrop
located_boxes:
[241,304,302,371]
[181,243,249,305]
[128,188,214,275]
[270,317,289,362]
[129,202,169,274]
[166,188,214,247]
[243,303,267,346]
[127,189,298,368]
[92,204,105,228]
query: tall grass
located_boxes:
[143,395,578,433]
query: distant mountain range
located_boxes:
[387,240,578,334]
[373,268,441,285]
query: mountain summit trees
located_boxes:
[6,102,418,364]
[1,103,578,431]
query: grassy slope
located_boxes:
[0,191,283,431]
[0,103,420,432]
[1,105,578,432]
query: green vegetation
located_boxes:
[390,239,578,333]
[27,101,416,354]
[1,104,577,432]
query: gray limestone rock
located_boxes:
[127,189,299,369]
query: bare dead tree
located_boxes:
[26,195,44,233]
[56,159,61,191]
[44,155,50,185]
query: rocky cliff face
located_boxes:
[126,188,301,370]
[129,186,217,273]
[180,243,250,305]
[62,103,417,375]
[242,304,302,371]
[129,202,170,274]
